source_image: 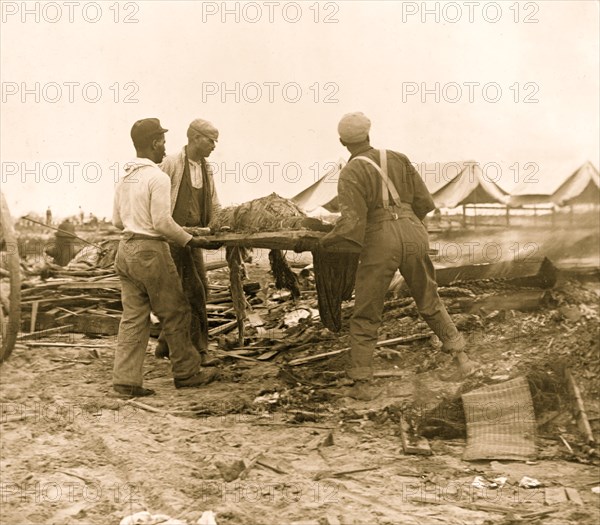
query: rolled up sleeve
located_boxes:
[321,171,366,251]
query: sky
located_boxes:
[1,0,599,220]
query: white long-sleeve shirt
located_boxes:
[112,158,192,247]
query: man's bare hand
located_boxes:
[183,226,212,236]
[188,236,223,249]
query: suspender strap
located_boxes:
[353,149,401,208]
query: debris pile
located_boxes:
[210,193,307,233]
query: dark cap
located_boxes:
[130,118,168,144]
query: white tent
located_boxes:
[291,159,345,212]
[423,161,509,209]
[509,161,600,207]
[292,159,510,212]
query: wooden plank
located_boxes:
[470,290,550,313]
[434,257,557,289]
[565,368,596,445]
[198,230,341,251]
[55,304,98,321]
[208,320,237,336]
[399,416,432,456]
[288,333,432,366]
[246,312,265,327]
[73,314,120,336]
[19,325,74,340]
[288,348,347,366]
[57,282,120,290]
[24,342,113,348]
[22,295,94,306]
[544,487,567,505]
[30,301,39,333]
[373,370,405,378]
[565,488,584,506]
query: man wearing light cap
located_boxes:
[154,118,221,365]
[320,112,478,398]
[112,118,218,397]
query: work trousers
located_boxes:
[348,207,465,380]
[157,245,209,356]
[113,239,201,386]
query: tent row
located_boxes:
[292,160,600,213]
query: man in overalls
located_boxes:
[320,112,478,399]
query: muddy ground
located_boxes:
[1,224,600,525]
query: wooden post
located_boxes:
[226,246,247,347]
[569,205,573,224]
[0,193,22,362]
[505,206,510,226]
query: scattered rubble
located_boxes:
[1,221,599,524]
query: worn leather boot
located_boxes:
[346,380,382,401]
[200,353,222,367]
[438,351,480,382]
[113,384,156,398]
[174,369,219,389]
[154,341,169,359]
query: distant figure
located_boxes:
[78,206,84,225]
[45,218,78,266]
[46,207,52,225]
[88,212,98,227]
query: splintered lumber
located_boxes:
[30,301,39,332]
[203,230,329,250]
[565,488,584,505]
[468,290,551,313]
[399,416,432,456]
[314,466,380,480]
[544,487,568,505]
[226,247,247,347]
[73,314,120,336]
[24,342,114,348]
[239,452,265,480]
[208,320,238,336]
[255,457,288,474]
[434,257,557,288]
[288,348,347,366]
[57,281,120,290]
[19,325,74,340]
[288,333,432,366]
[21,294,94,306]
[565,368,596,446]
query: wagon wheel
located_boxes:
[0,193,21,363]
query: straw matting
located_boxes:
[462,376,537,461]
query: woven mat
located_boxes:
[462,376,537,461]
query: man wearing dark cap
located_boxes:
[112,118,218,397]
[153,118,221,366]
[319,112,478,399]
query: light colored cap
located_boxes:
[337,112,371,143]
[189,118,219,141]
